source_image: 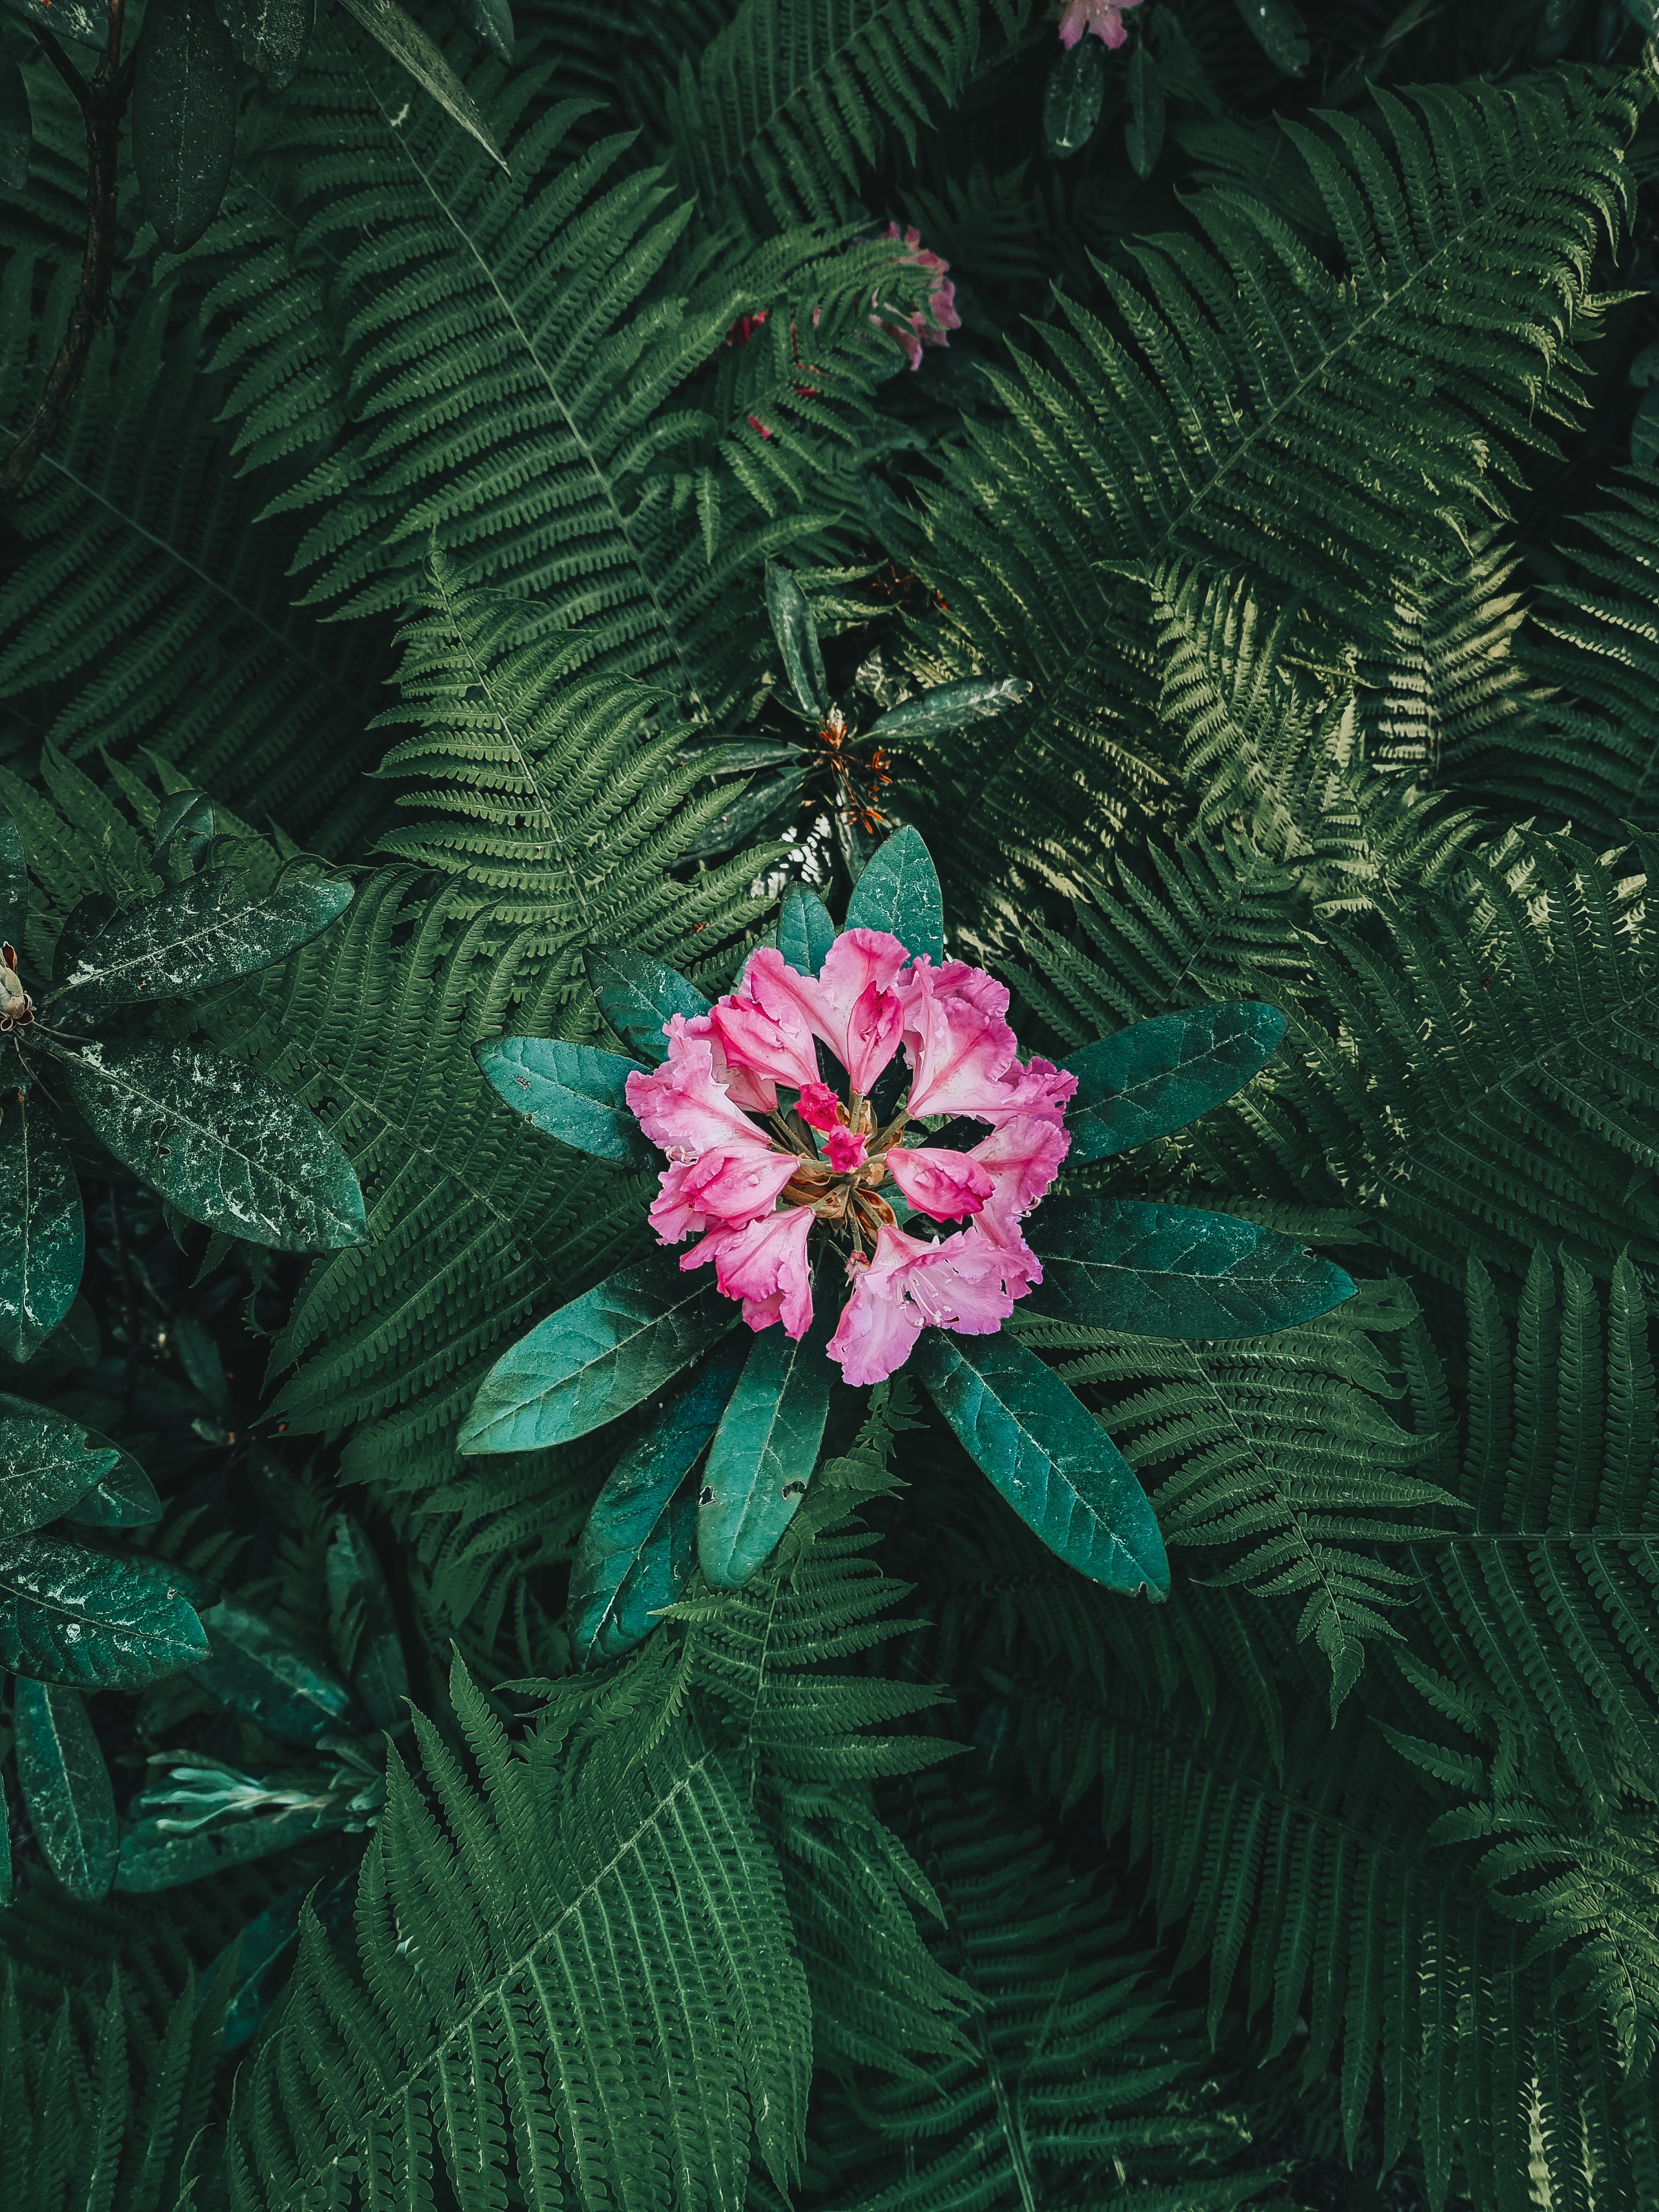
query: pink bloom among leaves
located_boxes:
[871,223,962,372]
[823,1127,869,1175]
[885,1142,993,1222]
[1058,0,1142,49]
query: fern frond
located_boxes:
[1354,533,1530,783]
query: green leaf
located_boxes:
[0,1536,209,1687]
[0,1088,84,1362]
[1024,1199,1355,1337]
[764,562,828,718]
[117,1795,364,1890]
[459,1248,737,1456]
[325,1514,409,1730]
[0,0,104,53]
[444,0,512,62]
[863,677,1033,747]
[0,1396,119,1542]
[913,1329,1168,1595]
[62,1447,161,1529]
[1233,0,1308,72]
[698,1298,836,1592]
[51,867,353,1020]
[476,1036,654,1166]
[150,787,217,864]
[58,1039,368,1251]
[570,1343,745,1666]
[0,804,26,948]
[678,769,807,862]
[131,0,239,253]
[334,0,508,169]
[0,25,27,193]
[778,884,836,978]
[13,1678,117,1900]
[1124,40,1164,178]
[843,826,945,962]
[1062,1002,1287,1163]
[192,1597,357,1745]
[582,947,711,1065]
[213,0,312,86]
[1043,35,1104,159]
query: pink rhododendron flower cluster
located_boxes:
[625,929,1074,1387]
[869,222,961,371]
[1058,0,1143,48]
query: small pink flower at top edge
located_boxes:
[1058,0,1143,49]
[623,937,1075,1381]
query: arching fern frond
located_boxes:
[664,0,979,238]
[1354,533,1530,784]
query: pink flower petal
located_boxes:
[688,1207,816,1337]
[706,960,822,1101]
[796,1079,843,1131]
[648,1146,800,1244]
[826,1218,1028,1385]
[967,1114,1071,1213]
[627,1019,771,1157]
[824,1127,869,1174]
[897,962,1019,1120]
[885,1142,993,1222]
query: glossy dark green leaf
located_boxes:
[707,740,803,777]
[844,826,945,962]
[131,0,239,253]
[778,884,836,978]
[460,1249,736,1457]
[914,1330,1168,1595]
[214,0,312,85]
[206,1891,304,2052]
[444,0,512,61]
[764,562,828,718]
[62,1447,161,1529]
[191,1597,356,1745]
[51,893,118,987]
[0,24,28,192]
[150,787,217,863]
[570,1343,745,1665]
[864,676,1033,747]
[0,1089,84,1362]
[1062,1002,1287,1163]
[583,947,711,1065]
[476,1036,654,1166]
[0,805,25,948]
[1233,0,1308,72]
[1043,34,1104,158]
[59,1040,368,1251]
[335,0,507,168]
[0,1396,119,1542]
[0,0,105,51]
[678,769,807,862]
[325,1513,408,1730]
[51,867,353,1020]
[173,1311,231,1418]
[698,1298,836,1592]
[1125,40,1164,178]
[13,1678,117,1900]
[1024,1199,1355,1338]
[0,1535,209,1687]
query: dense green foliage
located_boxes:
[8,1,1659,2208]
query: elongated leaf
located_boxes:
[778,884,836,978]
[914,1330,1168,1595]
[131,0,239,252]
[1062,1003,1287,1163]
[150,788,217,863]
[476,1036,654,1165]
[765,562,828,718]
[460,1248,736,1455]
[335,0,507,167]
[325,1514,408,1730]
[51,868,353,1020]
[1234,0,1308,71]
[209,1892,304,2052]
[444,0,512,62]
[706,740,804,776]
[1043,34,1104,158]
[698,1298,836,1591]
[62,1448,161,1528]
[571,1344,746,1664]
[215,0,312,85]
[1125,40,1164,178]
[864,676,1033,747]
[59,1040,367,1251]
[117,1798,363,1891]
[0,1535,209,1686]
[0,804,25,947]
[1024,1199,1355,1337]
[192,1597,357,1746]
[0,26,27,192]
[13,1678,117,1900]
[583,947,711,1065]
[679,769,807,862]
[0,1396,119,1542]
[0,0,104,51]
[844,826,945,962]
[0,1088,84,1361]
